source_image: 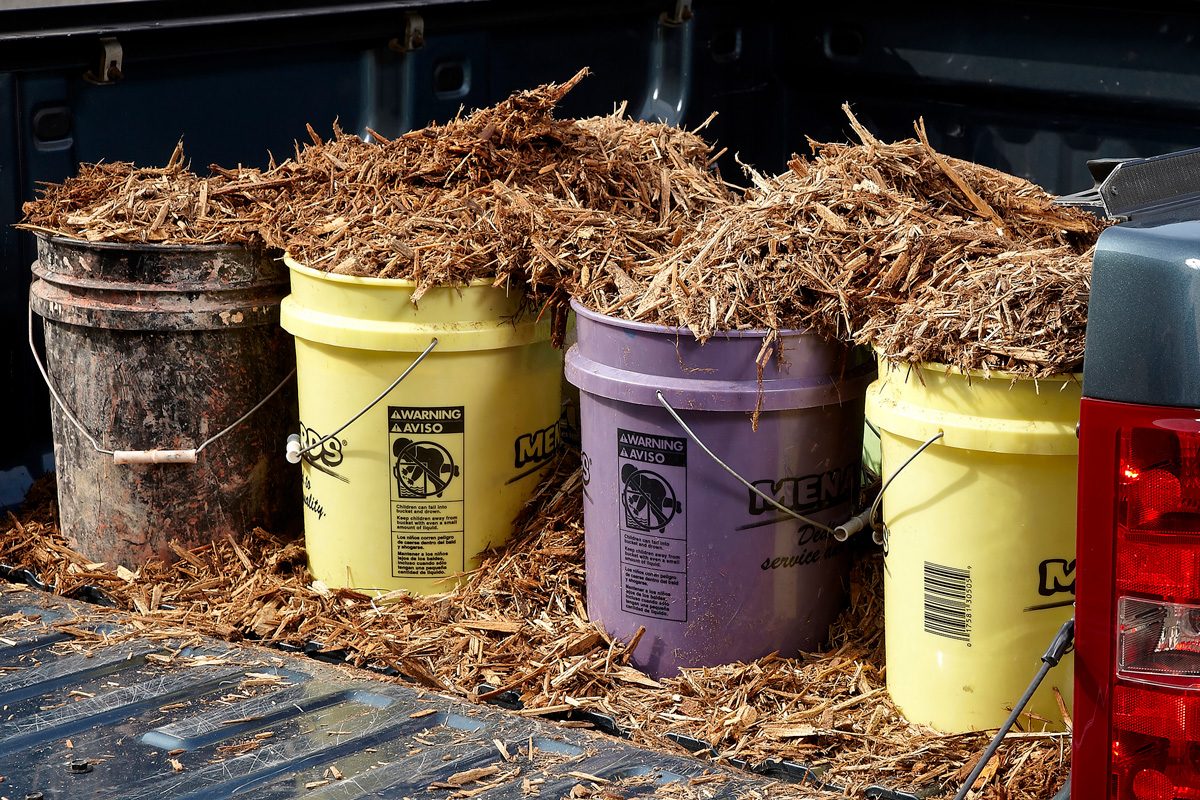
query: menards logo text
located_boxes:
[515,421,560,468]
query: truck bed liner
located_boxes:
[0,584,844,800]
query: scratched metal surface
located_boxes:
[0,586,804,800]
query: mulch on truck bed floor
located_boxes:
[0,452,1069,800]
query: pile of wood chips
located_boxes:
[234,68,731,339]
[20,70,731,346]
[19,141,274,246]
[580,106,1104,377]
[19,73,1101,376]
[0,456,1070,800]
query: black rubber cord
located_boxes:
[952,618,1075,800]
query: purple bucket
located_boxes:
[565,301,875,677]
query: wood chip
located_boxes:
[457,620,523,634]
[566,772,609,784]
[430,764,500,789]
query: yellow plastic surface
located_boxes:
[280,257,563,595]
[866,358,1079,733]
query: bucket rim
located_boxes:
[874,350,1083,383]
[284,253,499,289]
[569,298,815,339]
[34,232,256,254]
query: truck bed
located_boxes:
[0,584,816,800]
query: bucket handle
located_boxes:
[285,337,439,464]
[28,302,296,465]
[654,391,835,534]
[833,431,944,543]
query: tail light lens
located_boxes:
[1119,598,1200,679]
[1082,412,1200,799]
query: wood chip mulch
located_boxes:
[579,105,1105,378]
[18,140,273,246]
[20,70,732,349]
[20,73,1102,377]
[0,457,1069,800]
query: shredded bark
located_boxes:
[20,78,1098,376]
[1,465,1069,800]
[20,71,731,345]
[19,140,270,246]
[579,106,1104,377]
[232,68,731,332]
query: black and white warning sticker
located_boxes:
[617,428,687,621]
[389,406,465,579]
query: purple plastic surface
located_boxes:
[565,302,875,677]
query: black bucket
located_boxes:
[29,235,300,566]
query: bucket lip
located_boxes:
[34,232,255,254]
[876,351,1083,382]
[284,253,499,289]
[569,298,813,339]
[566,344,876,411]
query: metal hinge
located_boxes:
[388,13,425,53]
[83,36,123,85]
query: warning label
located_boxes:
[389,406,465,578]
[617,428,686,621]
[622,565,685,619]
[621,531,685,570]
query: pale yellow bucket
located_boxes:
[280,257,563,595]
[866,358,1079,733]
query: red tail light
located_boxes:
[1076,400,1200,800]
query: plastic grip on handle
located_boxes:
[833,509,873,542]
[285,434,303,464]
[113,449,199,465]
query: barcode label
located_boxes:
[923,561,972,643]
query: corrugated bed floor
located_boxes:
[0,584,820,800]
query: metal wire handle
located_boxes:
[868,431,944,545]
[655,391,835,533]
[834,430,945,543]
[29,303,296,465]
[285,337,439,464]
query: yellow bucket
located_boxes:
[280,257,563,595]
[866,358,1079,733]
